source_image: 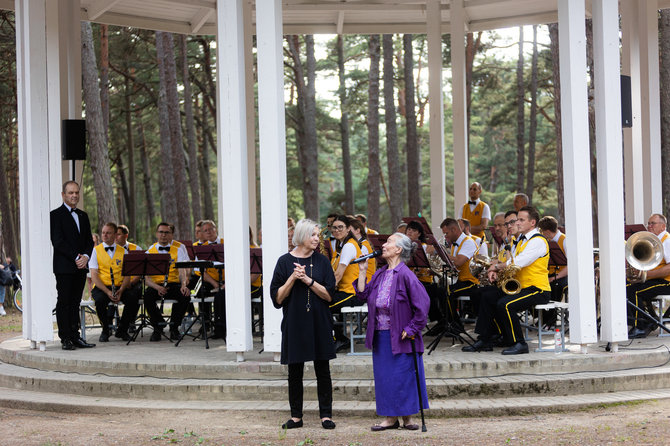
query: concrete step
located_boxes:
[2,358,670,401]
[2,385,670,417]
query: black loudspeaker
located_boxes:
[62,119,87,160]
[620,75,632,128]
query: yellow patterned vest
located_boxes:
[148,241,182,284]
[652,232,670,282]
[94,244,124,287]
[462,201,487,238]
[331,238,362,293]
[451,236,479,284]
[548,233,566,275]
[515,234,550,291]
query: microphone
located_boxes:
[350,249,382,264]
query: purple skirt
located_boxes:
[372,330,429,417]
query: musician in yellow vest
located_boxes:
[459,218,489,257]
[441,218,479,329]
[457,182,491,239]
[115,224,142,288]
[349,219,377,282]
[355,213,379,235]
[538,216,568,328]
[626,214,670,339]
[88,222,139,343]
[144,222,191,342]
[464,207,550,355]
[405,220,443,326]
[197,220,226,339]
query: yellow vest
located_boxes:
[365,227,378,235]
[148,241,183,284]
[331,238,362,294]
[652,233,670,282]
[451,236,479,284]
[515,234,550,291]
[462,201,487,238]
[126,242,139,251]
[548,233,566,275]
[361,239,376,282]
[94,244,124,287]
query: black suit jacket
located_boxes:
[50,204,94,274]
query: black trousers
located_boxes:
[288,360,333,419]
[91,284,141,334]
[189,279,226,335]
[474,285,503,340]
[144,283,190,331]
[626,279,670,328]
[55,271,87,343]
[446,280,479,324]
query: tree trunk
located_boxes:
[99,24,109,143]
[515,26,525,194]
[367,35,382,231]
[586,19,598,245]
[549,23,565,224]
[158,32,191,238]
[287,35,319,221]
[661,11,670,217]
[0,137,16,261]
[199,98,214,220]
[155,31,178,228]
[337,35,354,214]
[81,22,118,224]
[404,34,421,216]
[180,35,202,223]
[137,114,156,233]
[124,77,136,238]
[383,34,402,226]
[526,25,538,202]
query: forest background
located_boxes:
[1,10,670,263]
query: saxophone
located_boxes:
[497,243,521,295]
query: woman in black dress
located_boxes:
[270,219,337,430]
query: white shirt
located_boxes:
[451,232,477,259]
[63,203,80,231]
[656,230,670,264]
[509,228,548,268]
[147,242,190,262]
[338,241,357,265]
[551,230,567,256]
[89,243,127,270]
[457,198,491,221]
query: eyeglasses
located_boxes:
[157,230,172,234]
[648,221,661,226]
[331,225,347,231]
[504,220,517,227]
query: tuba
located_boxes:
[625,231,664,283]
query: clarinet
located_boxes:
[163,258,173,288]
[110,267,117,298]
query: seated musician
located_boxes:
[88,222,140,342]
[538,216,568,328]
[490,212,507,258]
[463,206,550,355]
[196,220,226,339]
[626,214,670,339]
[441,218,479,328]
[355,213,379,235]
[349,219,377,282]
[405,220,442,325]
[144,222,191,342]
[114,224,143,329]
[396,222,408,234]
[513,193,529,212]
[459,218,489,257]
[250,227,262,300]
[457,182,491,239]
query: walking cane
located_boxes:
[410,336,427,432]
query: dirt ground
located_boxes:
[3,306,670,445]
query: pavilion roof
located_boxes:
[4,0,669,36]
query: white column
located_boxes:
[621,1,645,224]
[427,0,445,233]
[216,0,253,359]
[637,0,662,216]
[450,0,468,218]
[243,0,258,234]
[558,0,598,349]
[592,0,627,345]
[256,0,286,359]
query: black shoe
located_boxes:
[335,339,350,353]
[282,419,303,429]
[150,330,162,342]
[61,339,76,350]
[73,337,96,348]
[371,420,400,431]
[628,327,650,339]
[170,329,181,341]
[99,332,110,343]
[114,330,131,342]
[501,342,529,355]
[321,419,336,429]
[462,339,493,352]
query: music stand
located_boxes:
[547,241,567,277]
[174,260,214,349]
[402,216,433,235]
[179,240,195,260]
[122,253,171,345]
[193,244,225,340]
[624,224,647,240]
[367,234,389,266]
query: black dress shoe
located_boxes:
[281,419,303,429]
[501,342,529,355]
[371,420,400,431]
[628,327,650,339]
[321,419,336,429]
[114,330,131,342]
[73,337,96,348]
[150,330,162,342]
[462,339,493,352]
[61,339,76,350]
[99,332,110,343]
[170,329,181,341]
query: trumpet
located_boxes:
[625,231,664,283]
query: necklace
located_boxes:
[297,254,314,312]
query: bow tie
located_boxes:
[104,246,114,252]
[468,200,477,205]
[452,242,458,247]
[70,208,76,213]
[158,246,170,252]
[517,236,526,243]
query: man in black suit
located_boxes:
[50,181,96,350]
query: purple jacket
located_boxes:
[354,262,430,355]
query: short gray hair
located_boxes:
[392,232,417,263]
[292,218,319,247]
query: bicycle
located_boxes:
[12,271,22,313]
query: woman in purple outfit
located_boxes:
[354,232,430,431]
